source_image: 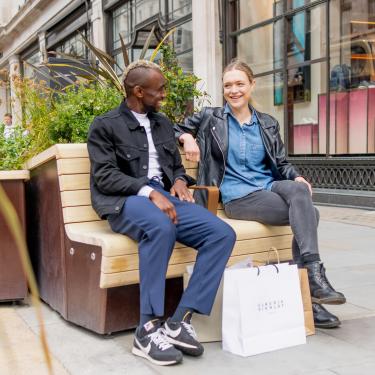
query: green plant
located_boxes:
[48,82,122,143]
[159,43,210,123]
[43,28,209,124]
[0,125,31,170]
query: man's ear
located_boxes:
[133,85,143,98]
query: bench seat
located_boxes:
[26,143,293,334]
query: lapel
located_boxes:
[212,107,229,160]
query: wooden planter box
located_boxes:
[0,170,29,301]
[25,145,183,332]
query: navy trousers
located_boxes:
[107,182,236,317]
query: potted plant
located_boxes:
[0,116,30,301]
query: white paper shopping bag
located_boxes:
[222,263,306,357]
[183,258,252,342]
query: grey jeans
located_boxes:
[224,180,320,265]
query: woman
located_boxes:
[174,59,346,328]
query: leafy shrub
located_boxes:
[160,43,210,123]
[0,125,31,170]
[48,82,122,144]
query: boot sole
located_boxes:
[312,296,346,305]
[314,320,341,329]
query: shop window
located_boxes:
[110,0,192,74]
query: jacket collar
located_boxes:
[119,100,158,130]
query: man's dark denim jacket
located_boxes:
[88,101,195,219]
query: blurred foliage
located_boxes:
[159,43,210,123]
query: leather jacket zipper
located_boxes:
[210,127,226,187]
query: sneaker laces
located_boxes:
[149,328,173,351]
[181,321,198,340]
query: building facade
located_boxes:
[0,0,374,207]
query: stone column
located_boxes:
[192,0,223,106]
[38,31,47,63]
[8,55,22,124]
[91,0,106,51]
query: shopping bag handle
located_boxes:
[266,246,280,265]
[255,263,279,276]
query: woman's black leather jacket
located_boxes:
[174,106,300,207]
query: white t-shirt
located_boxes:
[131,111,163,198]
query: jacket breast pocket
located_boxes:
[115,146,141,174]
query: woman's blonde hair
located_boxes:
[223,59,257,107]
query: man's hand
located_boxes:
[294,176,312,196]
[170,179,195,202]
[149,190,178,224]
[179,133,200,162]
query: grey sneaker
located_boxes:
[164,315,204,357]
[132,320,183,366]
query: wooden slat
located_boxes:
[61,190,91,207]
[57,158,90,175]
[101,235,293,273]
[100,249,292,288]
[59,174,90,191]
[180,154,198,169]
[63,205,100,224]
[0,170,30,180]
[185,168,197,179]
[26,144,88,170]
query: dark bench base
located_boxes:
[0,180,28,301]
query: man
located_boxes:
[87,60,236,366]
[2,113,15,139]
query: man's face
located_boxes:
[3,115,12,126]
[139,70,166,112]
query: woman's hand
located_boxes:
[294,176,312,196]
[179,133,200,162]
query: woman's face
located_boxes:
[223,69,255,111]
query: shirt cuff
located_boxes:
[137,185,154,198]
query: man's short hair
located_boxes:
[4,113,12,118]
[122,60,162,97]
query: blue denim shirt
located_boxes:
[220,105,274,204]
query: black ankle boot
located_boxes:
[305,262,346,304]
[313,303,341,328]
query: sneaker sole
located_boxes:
[166,337,204,357]
[312,296,346,305]
[132,347,182,366]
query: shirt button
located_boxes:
[142,165,147,169]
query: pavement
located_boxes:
[1,205,375,375]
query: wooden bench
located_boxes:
[26,144,293,334]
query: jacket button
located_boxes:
[115,206,120,211]
[140,128,145,132]
[213,126,216,130]
[142,165,147,169]
[126,153,131,158]
[143,143,147,148]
